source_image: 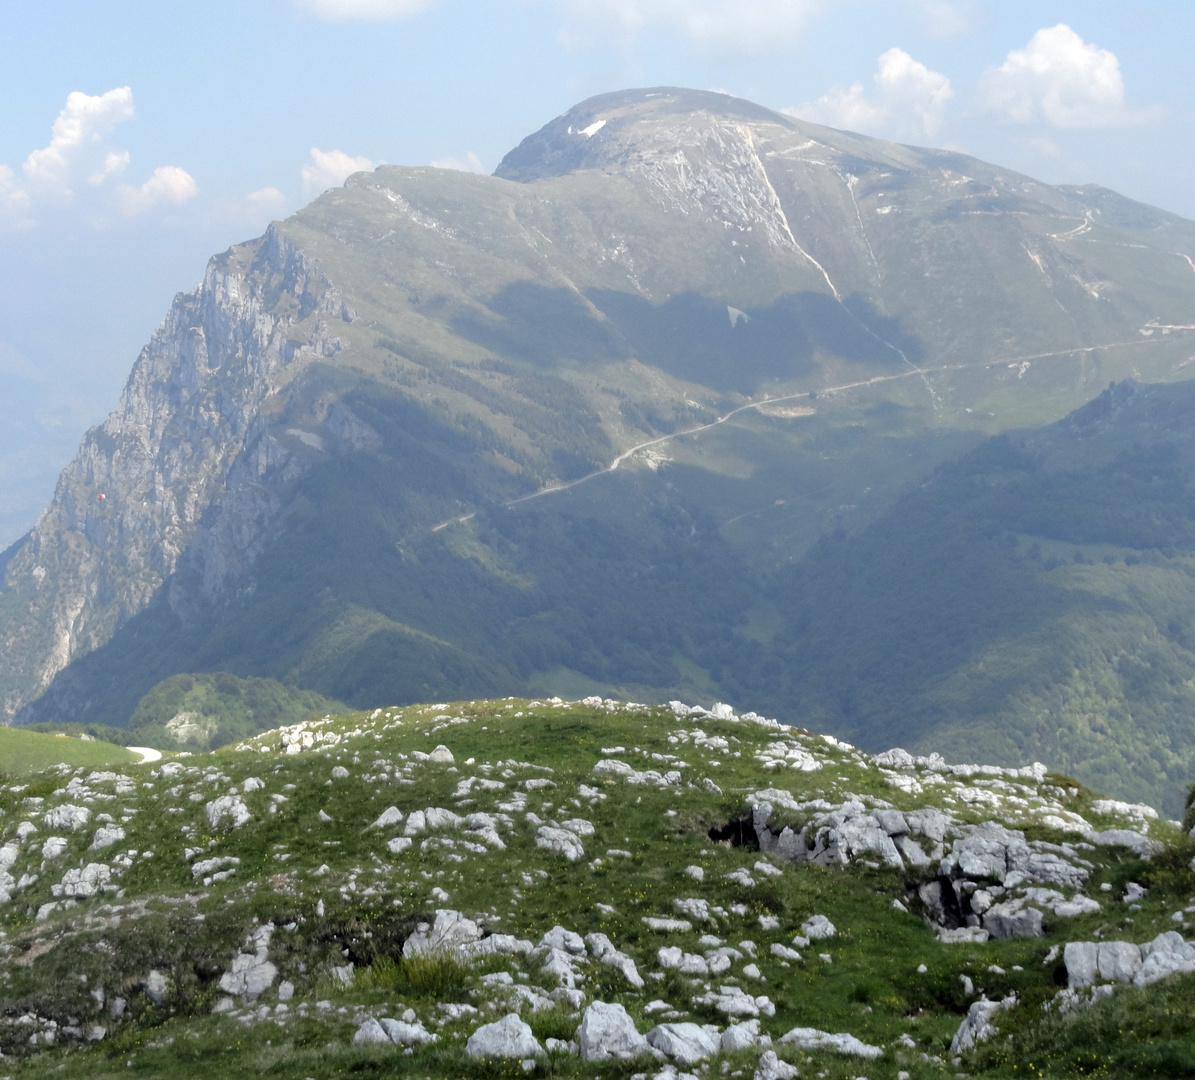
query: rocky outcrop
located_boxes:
[1065,932,1195,989]
[0,226,348,720]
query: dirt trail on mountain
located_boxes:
[432,333,1171,532]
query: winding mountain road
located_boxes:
[431,332,1173,533]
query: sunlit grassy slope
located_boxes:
[0,727,138,775]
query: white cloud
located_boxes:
[0,166,31,225]
[301,148,376,198]
[23,87,135,191]
[0,339,43,382]
[909,0,972,39]
[546,0,824,52]
[116,166,198,216]
[89,150,130,186]
[981,24,1130,128]
[246,187,289,213]
[789,47,953,140]
[296,0,439,18]
[0,87,197,228]
[430,151,486,173]
[1027,135,1063,159]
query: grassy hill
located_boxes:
[0,727,138,776]
[0,696,1190,1078]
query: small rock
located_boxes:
[380,1017,437,1045]
[466,1013,542,1059]
[371,807,405,828]
[577,1001,650,1061]
[692,986,774,1018]
[937,927,990,944]
[685,865,705,882]
[646,1022,720,1064]
[331,766,350,779]
[951,995,1016,1052]
[540,926,587,955]
[536,826,585,861]
[753,1050,799,1080]
[43,804,91,832]
[58,862,112,898]
[1135,932,1195,986]
[983,903,1043,940]
[1083,829,1164,860]
[403,909,483,957]
[720,1019,761,1052]
[644,917,693,932]
[778,1027,882,1059]
[801,915,836,940]
[429,745,455,764]
[144,970,169,1006]
[586,933,645,987]
[206,796,251,829]
[354,1018,389,1045]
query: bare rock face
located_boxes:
[0,227,348,721]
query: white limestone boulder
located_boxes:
[576,1001,650,1061]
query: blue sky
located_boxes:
[0,0,1192,544]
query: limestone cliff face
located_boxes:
[0,226,348,719]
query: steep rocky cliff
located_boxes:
[0,227,349,718]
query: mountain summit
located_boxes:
[4,88,1195,809]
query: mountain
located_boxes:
[723,379,1195,811]
[0,695,1192,1077]
[4,87,1195,807]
